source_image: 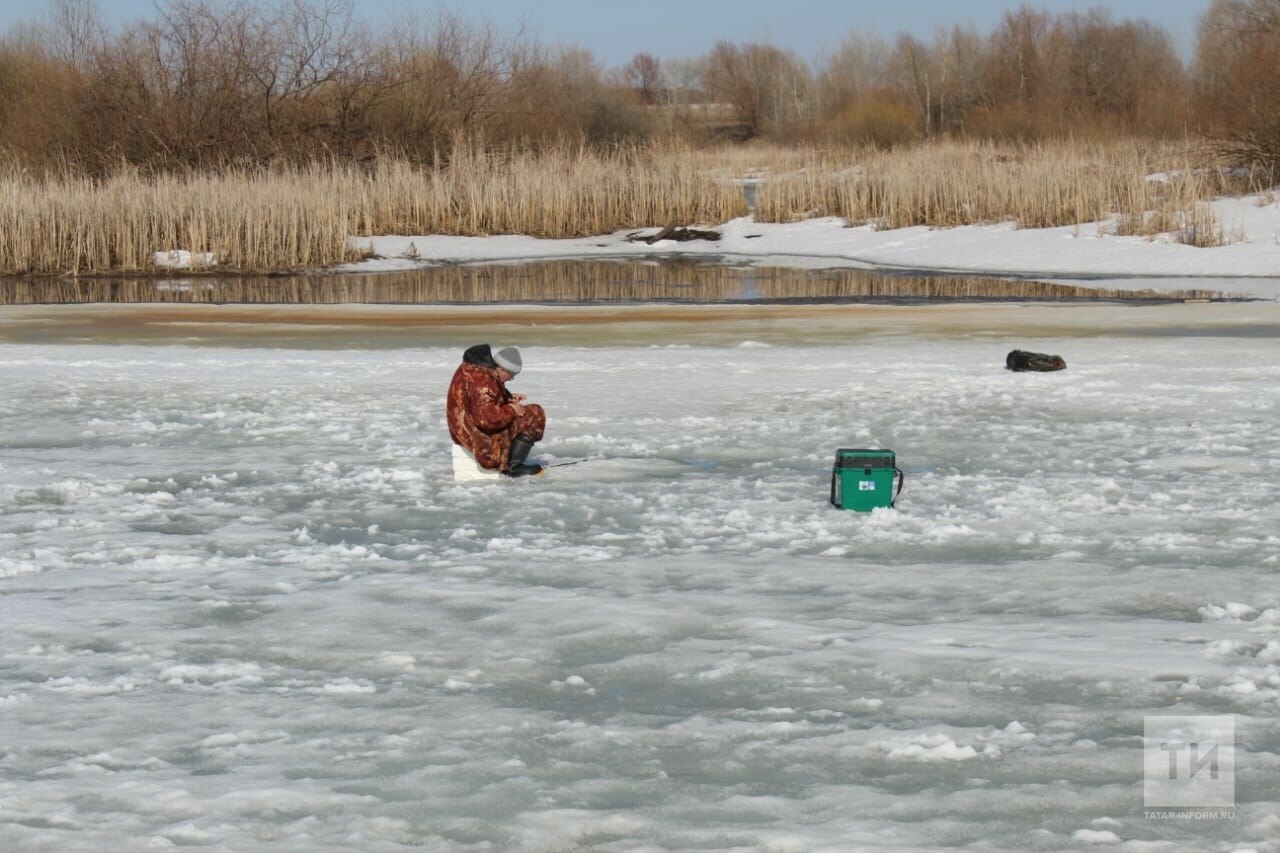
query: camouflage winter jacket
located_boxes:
[447,345,519,470]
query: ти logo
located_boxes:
[1144,716,1235,809]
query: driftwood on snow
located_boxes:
[627,222,721,244]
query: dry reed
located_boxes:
[0,137,1245,277]
[0,163,360,275]
[750,138,1245,243]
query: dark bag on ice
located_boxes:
[1006,349,1066,372]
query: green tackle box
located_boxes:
[830,448,904,511]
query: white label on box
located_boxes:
[859,481,876,491]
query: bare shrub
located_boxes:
[0,37,86,170]
[828,95,918,148]
[1051,10,1190,135]
[625,52,661,105]
[1196,0,1280,179]
[704,41,814,141]
[497,47,651,146]
[964,102,1060,141]
[375,11,526,157]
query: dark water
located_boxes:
[0,257,1231,306]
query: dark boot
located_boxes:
[503,434,543,477]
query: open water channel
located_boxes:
[0,256,1242,309]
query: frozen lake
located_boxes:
[2,300,1279,851]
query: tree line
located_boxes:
[1,0,1278,176]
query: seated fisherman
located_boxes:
[446,344,546,477]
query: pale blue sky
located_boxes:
[3,0,1208,66]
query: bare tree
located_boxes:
[1057,10,1127,120]
[932,24,985,134]
[72,0,384,166]
[257,0,390,159]
[816,27,891,116]
[376,11,526,156]
[704,40,812,140]
[652,56,705,136]
[1195,0,1280,175]
[49,0,104,71]
[499,45,649,145]
[626,52,660,104]
[139,0,269,164]
[890,34,937,137]
[984,5,1052,108]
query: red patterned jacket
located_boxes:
[447,345,546,470]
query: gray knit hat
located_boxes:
[493,346,522,375]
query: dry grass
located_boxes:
[352,138,746,240]
[0,163,360,275]
[0,137,1249,277]
[749,138,1249,242]
[0,140,746,276]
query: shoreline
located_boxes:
[3,300,1276,348]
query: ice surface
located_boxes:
[2,305,1279,851]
